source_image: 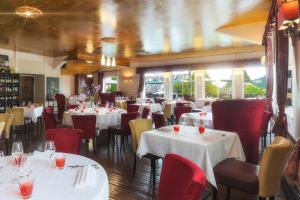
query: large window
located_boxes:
[244,66,266,98]
[144,73,164,98]
[104,76,118,93]
[172,71,194,99]
[205,69,232,99]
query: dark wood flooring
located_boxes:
[3,123,287,200]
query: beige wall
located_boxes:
[60,75,75,98]
[118,68,139,97]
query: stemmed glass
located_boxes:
[44,140,56,169]
[11,141,24,167]
[0,151,4,168]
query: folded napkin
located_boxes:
[74,165,96,188]
[32,151,54,159]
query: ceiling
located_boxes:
[0,0,271,73]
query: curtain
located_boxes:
[266,37,274,114]
[137,72,145,97]
[272,29,289,137]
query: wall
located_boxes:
[60,75,75,98]
[118,68,139,97]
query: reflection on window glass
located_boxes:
[205,69,232,99]
[244,67,266,98]
[172,71,194,100]
[144,73,164,98]
[104,76,118,93]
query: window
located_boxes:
[172,71,194,99]
[244,66,266,98]
[104,76,118,93]
[205,69,232,99]
[144,73,164,98]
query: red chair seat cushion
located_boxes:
[214,159,259,194]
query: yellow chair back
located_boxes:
[129,119,152,152]
[0,113,14,139]
[163,103,172,119]
[7,107,25,126]
[258,136,292,198]
[0,122,5,138]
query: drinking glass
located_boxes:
[55,153,66,169]
[0,151,4,168]
[45,140,56,169]
[20,154,31,175]
[19,175,34,199]
[173,125,180,134]
[12,142,24,167]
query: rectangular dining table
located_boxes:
[136,125,245,188]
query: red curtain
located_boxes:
[266,37,274,114]
[137,72,145,97]
[272,29,289,137]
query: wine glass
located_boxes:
[0,151,4,168]
[11,141,23,167]
[20,154,31,175]
[44,140,56,169]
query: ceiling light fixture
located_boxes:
[100,55,117,67]
[15,6,43,18]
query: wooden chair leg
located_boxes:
[5,138,9,155]
[212,187,217,200]
[133,153,137,175]
[151,159,156,187]
[226,186,230,200]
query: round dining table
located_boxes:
[0,153,109,200]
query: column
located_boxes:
[194,70,205,99]
[164,72,172,99]
[232,67,244,99]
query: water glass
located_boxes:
[19,175,34,199]
[55,153,66,169]
[0,151,4,167]
[45,140,56,169]
[12,142,24,167]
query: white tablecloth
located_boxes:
[63,108,125,130]
[179,112,214,129]
[136,98,154,104]
[136,126,245,187]
[0,153,109,200]
[135,103,162,115]
[24,106,43,123]
[194,98,216,108]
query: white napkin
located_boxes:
[32,151,54,159]
[74,165,96,188]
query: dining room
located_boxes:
[0,0,299,200]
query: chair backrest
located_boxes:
[158,154,206,200]
[68,104,78,110]
[174,106,192,124]
[258,136,292,198]
[0,122,6,139]
[0,113,14,139]
[163,103,172,119]
[120,112,140,135]
[261,111,273,136]
[152,112,165,129]
[72,115,96,139]
[129,119,153,152]
[212,99,267,164]
[127,104,139,113]
[43,112,57,130]
[46,128,82,154]
[176,102,184,107]
[142,107,150,119]
[55,94,66,120]
[43,106,54,114]
[7,107,24,126]
[99,93,116,104]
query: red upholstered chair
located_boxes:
[71,115,97,153]
[43,106,54,114]
[142,107,150,119]
[127,104,139,113]
[152,112,165,129]
[261,111,273,148]
[158,154,206,200]
[175,102,184,107]
[126,100,136,105]
[68,104,78,110]
[212,99,267,164]
[174,106,192,124]
[55,94,66,121]
[108,112,140,148]
[43,112,57,130]
[46,128,82,155]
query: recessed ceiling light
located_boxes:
[100,37,117,43]
[15,6,43,18]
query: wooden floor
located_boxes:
[3,124,287,200]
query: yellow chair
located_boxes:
[34,103,44,107]
[7,107,32,139]
[213,136,292,200]
[163,103,172,120]
[129,118,161,186]
[0,113,14,154]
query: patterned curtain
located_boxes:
[266,37,274,114]
[137,72,145,97]
[272,29,289,137]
